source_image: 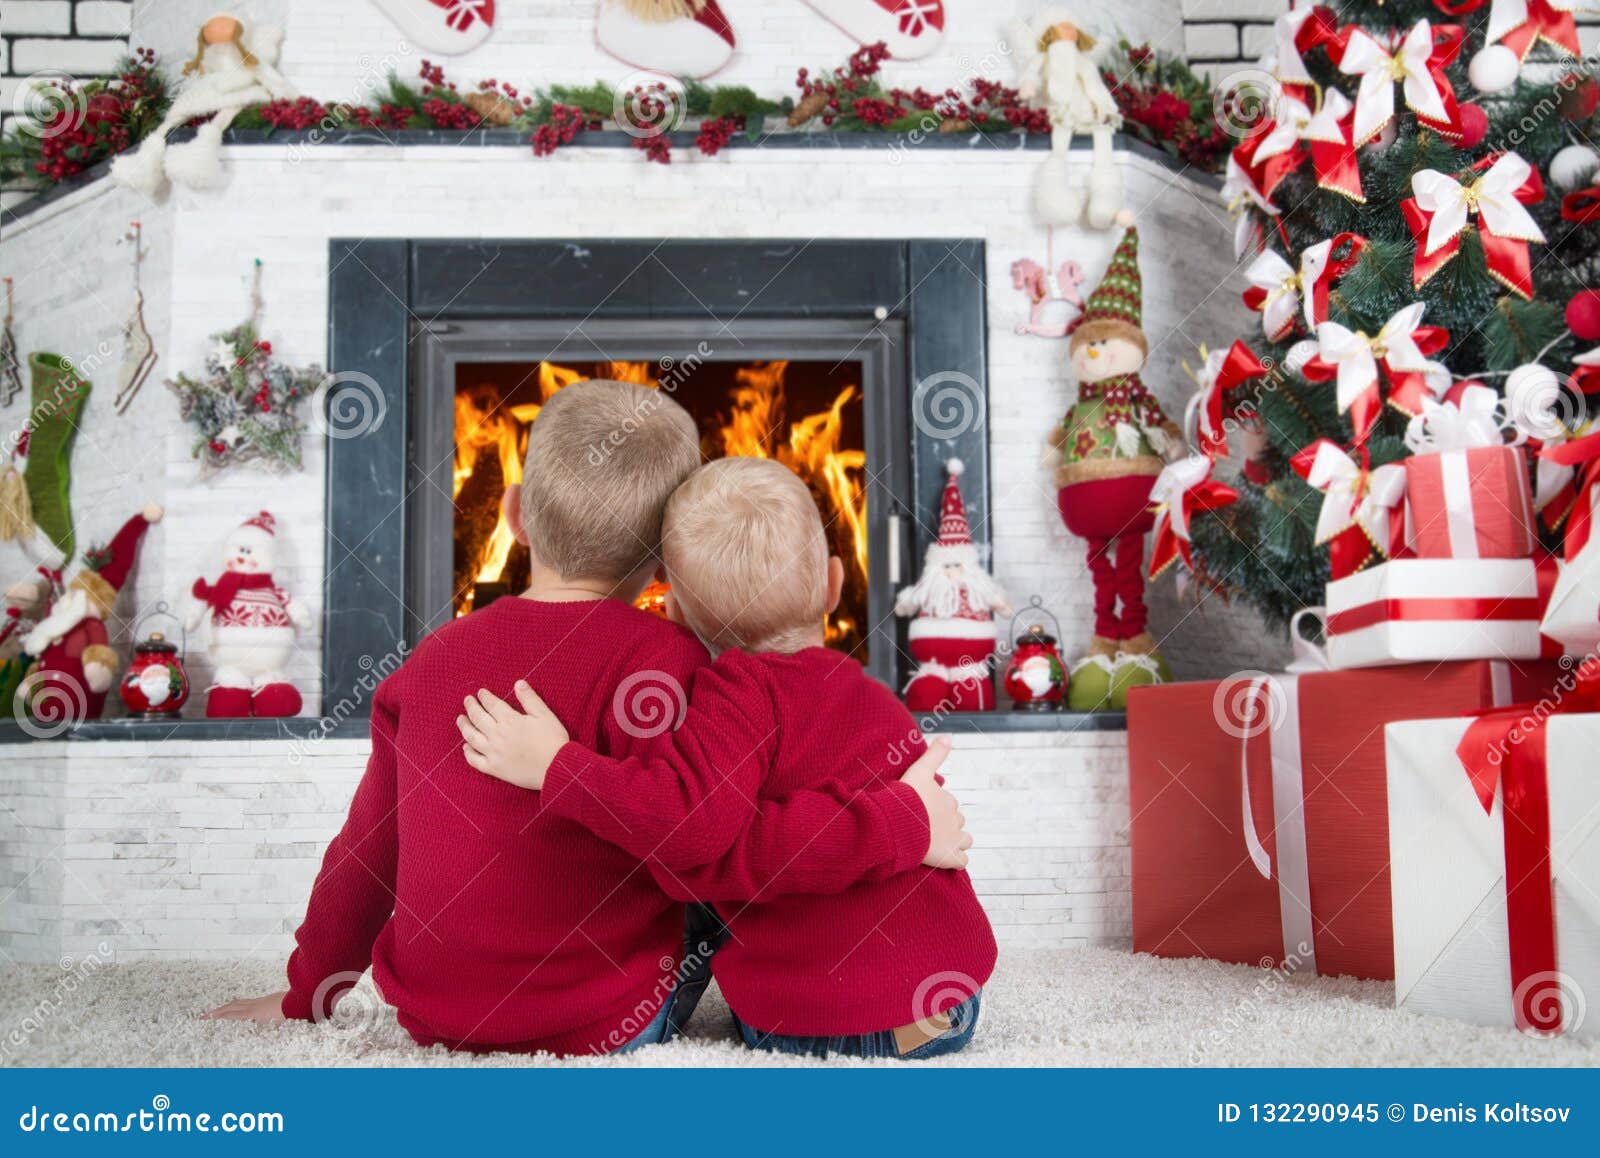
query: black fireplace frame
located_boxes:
[323,238,991,722]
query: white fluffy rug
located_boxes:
[3,948,1595,1067]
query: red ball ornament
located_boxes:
[1567,290,1600,342]
[1455,103,1488,149]
[1560,75,1600,122]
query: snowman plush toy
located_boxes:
[187,510,308,718]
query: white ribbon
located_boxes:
[1253,89,1311,163]
[1403,383,1512,454]
[1243,249,1300,340]
[1338,20,1450,146]
[1236,675,1318,972]
[1297,440,1408,550]
[1270,7,1318,86]
[1150,454,1216,544]
[1315,302,1449,416]
[1286,607,1332,672]
[1410,153,1546,258]
[1296,234,1343,332]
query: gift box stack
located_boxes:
[1129,385,1600,1039]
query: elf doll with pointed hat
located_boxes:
[895,458,1011,711]
[21,505,163,723]
[1048,211,1182,710]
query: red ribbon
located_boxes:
[1196,341,1267,457]
[1454,666,1600,1033]
[1498,0,1580,61]
[1308,234,1367,326]
[1540,429,1600,558]
[1402,154,1545,300]
[1313,125,1364,203]
[1560,186,1600,223]
[1148,479,1239,579]
[1325,595,1545,635]
[1431,0,1488,13]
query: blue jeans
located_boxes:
[614,903,727,1053]
[733,990,983,1061]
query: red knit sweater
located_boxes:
[281,598,928,1055]
[544,646,998,1036]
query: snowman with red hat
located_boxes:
[21,505,162,723]
[187,511,308,718]
[894,459,1011,712]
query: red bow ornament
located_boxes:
[1540,427,1600,558]
[1335,20,1463,145]
[1300,303,1451,442]
[1184,341,1267,456]
[1560,185,1600,223]
[1242,232,1367,341]
[1484,0,1581,61]
[1405,152,1546,299]
[1291,439,1409,578]
[1270,6,1341,87]
[1147,455,1239,579]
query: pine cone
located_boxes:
[938,118,973,133]
[788,90,829,127]
[465,91,519,127]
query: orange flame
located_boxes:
[454,360,867,640]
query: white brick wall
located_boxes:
[0,1,132,137]
[1,730,1131,962]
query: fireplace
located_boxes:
[324,239,990,713]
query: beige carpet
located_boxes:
[2,947,1595,1067]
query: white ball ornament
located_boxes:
[1469,45,1520,95]
[1551,144,1600,192]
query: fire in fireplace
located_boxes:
[451,357,871,659]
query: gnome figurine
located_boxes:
[1049,212,1183,710]
[21,506,163,723]
[895,460,1012,712]
[188,511,309,718]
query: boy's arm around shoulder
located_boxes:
[279,672,404,1020]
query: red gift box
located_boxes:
[1404,444,1535,559]
[1127,659,1561,980]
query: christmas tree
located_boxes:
[1182,0,1600,627]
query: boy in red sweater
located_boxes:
[208,382,960,1055]
[459,456,997,1060]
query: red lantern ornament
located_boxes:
[1001,597,1067,711]
[1568,290,1600,342]
[119,632,190,717]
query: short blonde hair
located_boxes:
[518,379,701,583]
[663,457,829,653]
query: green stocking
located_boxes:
[22,353,91,563]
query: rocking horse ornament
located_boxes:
[114,222,158,415]
[1012,257,1087,337]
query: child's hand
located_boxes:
[204,991,287,1022]
[458,680,569,791]
[899,738,973,870]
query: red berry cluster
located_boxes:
[694,114,743,156]
[257,97,332,131]
[633,133,673,164]
[795,41,891,127]
[346,104,414,131]
[420,97,482,131]
[29,49,162,184]
[531,104,592,156]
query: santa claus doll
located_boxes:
[1048,212,1183,711]
[188,511,308,718]
[894,459,1011,712]
[20,506,162,724]
[111,14,294,197]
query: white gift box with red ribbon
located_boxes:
[1324,557,1559,669]
[1386,712,1600,1039]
